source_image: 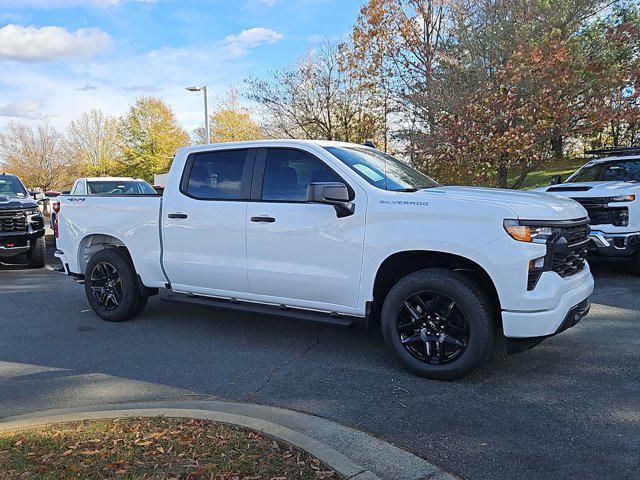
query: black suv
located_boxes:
[0,173,46,268]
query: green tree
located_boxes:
[117,97,190,180]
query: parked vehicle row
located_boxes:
[0,173,46,268]
[54,140,594,380]
[533,147,640,274]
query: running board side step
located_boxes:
[161,292,358,328]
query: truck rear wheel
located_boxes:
[84,248,145,322]
[27,236,46,269]
[381,268,495,380]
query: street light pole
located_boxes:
[186,85,210,144]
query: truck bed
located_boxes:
[55,194,167,287]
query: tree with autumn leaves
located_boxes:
[345,0,640,187]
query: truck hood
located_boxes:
[0,196,37,210]
[532,181,638,197]
[422,186,588,221]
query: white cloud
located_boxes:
[223,27,283,57]
[77,83,98,91]
[0,99,43,119]
[0,26,284,132]
[0,24,111,62]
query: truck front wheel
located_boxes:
[381,268,495,380]
[84,248,145,322]
[27,236,46,269]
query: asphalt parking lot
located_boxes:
[1,244,639,480]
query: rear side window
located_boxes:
[262,148,341,201]
[71,180,86,195]
[185,149,249,199]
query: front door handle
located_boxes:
[250,216,275,223]
[168,213,188,219]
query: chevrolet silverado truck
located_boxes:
[533,147,640,274]
[0,173,46,268]
[55,140,594,379]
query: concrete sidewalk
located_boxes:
[0,399,457,480]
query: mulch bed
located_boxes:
[0,417,343,479]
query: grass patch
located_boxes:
[0,417,343,479]
[516,160,585,190]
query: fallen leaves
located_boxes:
[0,417,342,479]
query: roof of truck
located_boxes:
[177,139,373,155]
[585,155,640,164]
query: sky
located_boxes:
[0,0,362,133]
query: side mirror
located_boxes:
[35,192,46,201]
[307,182,355,218]
[551,175,563,185]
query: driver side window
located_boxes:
[261,148,341,202]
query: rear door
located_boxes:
[162,147,255,296]
[245,147,366,314]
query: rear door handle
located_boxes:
[250,216,275,223]
[168,213,188,219]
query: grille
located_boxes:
[563,223,590,245]
[552,245,589,278]
[0,210,27,232]
[527,220,589,290]
[570,197,629,226]
[552,222,589,278]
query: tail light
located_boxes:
[53,201,59,238]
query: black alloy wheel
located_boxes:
[381,268,495,380]
[398,291,469,365]
[89,261,123,311]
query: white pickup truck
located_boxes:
[55,140,594,379]
[533,147,640,273]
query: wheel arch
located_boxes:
[78,233,158,298]
[368,250,501,326]
[77,233,130,276]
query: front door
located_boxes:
[162,147,254,296]
[246,147,366,314]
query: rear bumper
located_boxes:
[54,249,70,274]
[588,230,640,257]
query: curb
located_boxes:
[0,400,457,480]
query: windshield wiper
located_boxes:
[390,188,419,192]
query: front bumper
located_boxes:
[506,299,590,354]
[588,230,640,257]
[502,264,594,338]
[0,228,45,258]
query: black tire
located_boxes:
[628,251,640,276]
[27,236,46,269]
[381,268,495,380]
[84,248,145,322]
[132,295,149,317]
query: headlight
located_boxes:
[24,208,40,216]
[609,195,635,202]
[503,219,560,244]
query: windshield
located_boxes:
[325,146,439,191]
[567,159,640,183]
[0,175,28,198]
[87,181,156,195]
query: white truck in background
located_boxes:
[54,140,594,380]
[533,147,640,274]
